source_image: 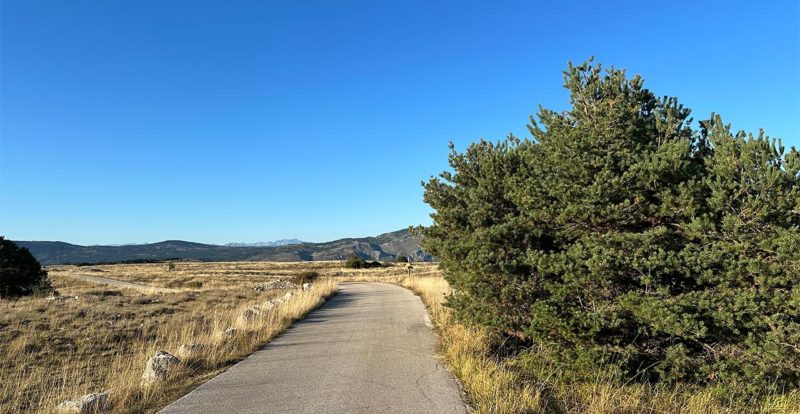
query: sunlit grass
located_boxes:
[0,262,337,414]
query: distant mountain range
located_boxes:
[15,229,431,265]
[223,239,303,247]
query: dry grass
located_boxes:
[346,269,800,414]
[0,262,338,414]
[7,261,796,413]
[397,275,543,413]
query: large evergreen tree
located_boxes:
[422,60,800,391]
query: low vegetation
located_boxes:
[288,271,317,286]
[342,253,383,269]
[0,262,338,414]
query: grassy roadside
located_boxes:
[398,276,543,413]
[361,273,800,414]
[0,265,337,414]
[115,278,338,414]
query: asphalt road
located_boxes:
[159,282,467,414]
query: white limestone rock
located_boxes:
[141,351,181,386]
[55,392,108,414]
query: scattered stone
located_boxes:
[270,298,283,306]
[283,292,294,301]
[274,280,298,290]
[47,295,78,301]
[223,327,238,337]
[237,307,261,324]
[260,301,276,310]
[253,280,297,291]
[141,351,181,386]
[55,392,109,414]
[302,283,312,291]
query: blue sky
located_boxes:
[1,1,798,245]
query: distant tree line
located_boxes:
[422,60,800,394]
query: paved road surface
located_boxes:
[72,274,180,293]
[159,282,467,414]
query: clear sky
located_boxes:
[1,1,798,245]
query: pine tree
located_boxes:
[422,59,800,391]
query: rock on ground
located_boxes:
[237,307,261,324]
[55,392,108,413]
[283,292,293,301]
[302,283,312,291]
[47,295,78,301]
[253,282,270,292]
[141,351,181,386]
[253,280,297,291]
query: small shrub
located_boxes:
[0,237,54,298]
[165,278,202,289]
[343,254,367,269]
[344,254,384,269]
[396,255,409,263]
[86,290,124,297]
[292,271,319,284]
[133,296,156,305]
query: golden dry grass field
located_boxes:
[0,261,386,414]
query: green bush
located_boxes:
[343,254,383,269]
[0,237,54,298]
[396,255,409,263]
[422,60,800,394]
[343,254,366,268]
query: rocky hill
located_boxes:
[224,239,303,247]
[15,229,431,265]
